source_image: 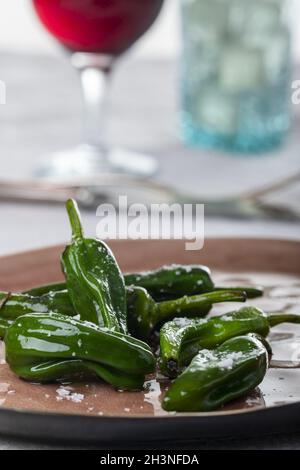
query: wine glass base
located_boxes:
[35,145,158,181]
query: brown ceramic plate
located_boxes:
[0,238,300,443]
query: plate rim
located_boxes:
[0,237,300,442]
[2,236,300,259]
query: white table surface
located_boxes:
[0,53,299,257]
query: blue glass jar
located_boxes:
[181,0,291,153]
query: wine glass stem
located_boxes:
[72,53,115,155]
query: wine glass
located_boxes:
[32,0,164,180]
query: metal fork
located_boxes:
[0,171,299,219]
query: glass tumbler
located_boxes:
[181,0,292,153]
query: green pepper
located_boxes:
[0,318,13,338]
[24,264,262,305]
[5,313,155,390]
[125,265,263,301]
[162,334,270,412]
[24,283,66,297]
[0,290,75,324]
[127,286,246,340]
[160,306,300,377]
[61,199,127,333]
[0,287,243,342]
[0,289,76,340]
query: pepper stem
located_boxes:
[0,292,10,310]
[268,313,300,327]
[213,286,263,299]
[66,199,84,240]
[156,290,247,324]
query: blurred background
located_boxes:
[0,0,299,254]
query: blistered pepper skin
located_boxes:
[5,313,155,390]
[126,286,246,340]
[24,283,66,297]
[162,334,269,412]
[125,265,263,301]
[0,287,245,342]
[61,199,127,333]
[160,307,300,377]
[125,265,214,301]
[0,318,13,338]
[25,266,263,302]
[0,290,75,322]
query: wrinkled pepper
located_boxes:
[0,318,13,338]
[24,264,262,305]
[160,306,300,377]
[24,282,66,297]
[162,334,270,412]
[0,290,75,322]
[5,313,155,390]
[127,286,246,339]
[31,265,262,302]
[125,264,263,301]
[0,287,244,341]
[61,199,127,333]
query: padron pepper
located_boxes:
[160,306,300,377]
[0,287,244,342]
[162,334,270,412]
[61,199,127,333]
[28,265,261,302]
[24,283,66,297]
[126,286,246,339]
[0,290,75,324]
[5,313,155,390]
[24,264,262,305]
[0,318,13,339]
[0,289,75,339]
[125,264,263,301]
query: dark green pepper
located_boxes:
[162,334,270,412]
[0,290,75,324]
[5,313,155,390]
[125,265,263,301]
[61,199,127,333]
[0,287,244,342]
[127,286,246,340]
[24,264,262,305]
[24,283,66,297]
[0,318,13,338]
[160,307,300,377]
[0,289,75,340]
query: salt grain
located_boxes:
[56,387,84,404]
[56,387,70,398]
[70,393,84,403]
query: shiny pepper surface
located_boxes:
[160,306,300,377]
[127,286,246,339]
[162,334,270,412]
[5,313,155,390]
[61,199,127,333]
[125,265,262,301]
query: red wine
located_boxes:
[32,0,164,55]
